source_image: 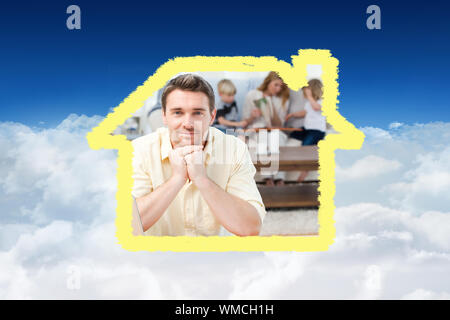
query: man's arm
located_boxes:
[136,175,186,232]
[184,145,264,236]
[136,145,202,232]
[195,177,261,236]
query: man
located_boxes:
[132,74,266,236]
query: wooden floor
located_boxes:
[258,184,319,209]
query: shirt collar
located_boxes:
[160,127,215,161]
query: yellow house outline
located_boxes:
[86,49,364,252]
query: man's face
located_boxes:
[163,89,216,148]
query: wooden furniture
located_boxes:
[253,146,319,171]
[252,146,320,209]
[249,127,303,132]
[258,184,319,208]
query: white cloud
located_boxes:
[11,220,73,262]
[225,200,450,299]
[410,211,450,250]
[333,202,450,251]
[402,289,450,300]
[335,122,450,213]
[389,122,404,129]
[360,126,392,141]
[336,155,402,181]
[355,265,384,299]
[0,223,37,251]
[382,147,450,213]
[229,252,313,299]
[0,116,450,299]
[0,114,117,225]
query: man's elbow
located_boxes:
[235,212,262,237]
[236,222,261,236]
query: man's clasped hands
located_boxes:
[168,145,207,185]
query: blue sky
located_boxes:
[1,0,449,128]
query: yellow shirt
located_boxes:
[131,126,266,236]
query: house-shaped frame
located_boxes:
[86,49,365,252]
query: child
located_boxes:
[213,79,247,133]
[285,79,326,182]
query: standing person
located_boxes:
[285,79,326,182]
[213,79,248,133]
[132,74,266,236]
[243,71,290,186]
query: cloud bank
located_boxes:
[0,116,449,299]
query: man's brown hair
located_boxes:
[161,74,215,113]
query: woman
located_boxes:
[243,71,290,129]
[243,72,290,186]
